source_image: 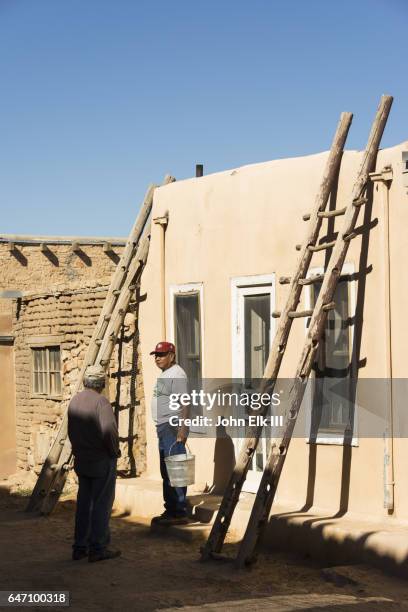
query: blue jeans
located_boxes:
[73,457,117,554]
[157,424,187,517]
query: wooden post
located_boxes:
[235,95,393,568]
[370,165,394,512]
[153,213,169,339]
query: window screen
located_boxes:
[244,293,270,383]
[174,293,202,387]
[32,346,62,396]
[310,278,353,436]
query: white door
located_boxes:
[232,276,275,492]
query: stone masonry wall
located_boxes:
[7,245,145,475]
[0,242,125,317]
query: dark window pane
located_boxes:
[244,294,270,383]
[311,278,352,436]
[33,372,40,394]
[175,293,201,387]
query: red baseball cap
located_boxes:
[150,341,176,355]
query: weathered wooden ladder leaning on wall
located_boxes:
[201,94,393,567]
[27,174,175,515]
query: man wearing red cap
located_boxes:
[150,341,189,525]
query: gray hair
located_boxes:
[83,364,106,391]
[83,376,105,391]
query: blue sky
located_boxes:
[0,0,406,236]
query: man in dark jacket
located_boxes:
[68,364,121,562]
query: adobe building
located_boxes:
[0,236,146,480]
[114,141,408,573]
[2,139,408,573]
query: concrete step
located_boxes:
[114,478,225,543]
[150,520,211,544]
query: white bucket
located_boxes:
[165,443,195,487]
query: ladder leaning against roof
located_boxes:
[234,94,393,568]
[26,174,175,515]
[201,94,393,564]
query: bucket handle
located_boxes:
[168,440,192,457]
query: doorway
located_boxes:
[231,275,275,492]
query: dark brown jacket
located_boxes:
[68,389,119,465]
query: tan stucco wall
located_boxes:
[139,141,408,521]
[0,313,16,478]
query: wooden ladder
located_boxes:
[26,174,175,515]
[201,94,393,565]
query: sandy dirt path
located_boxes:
[1,484,408,612]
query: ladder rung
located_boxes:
[112,289,121,296]
[103,314,111,321]
[100,359,109,367]
[323,301,336,311]
[272,310,281,318]
[343,232,357,242]
[288,309,313,319]
[279,276,291,285]
[353,196,368,207]
[318,207,347,218]
[95,339,103,346]
[295,244,302,251]
[298,274,324,286]
[308,240,336,252]
[128,284,137,291]
[303,207,347,221]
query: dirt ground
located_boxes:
[1,483,408,612]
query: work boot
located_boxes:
[88,548,121,563]
[151,512,188,526]
[151,511,172,525]
[72,548,88,561]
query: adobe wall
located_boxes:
[0,312,16,478]
[0,238,147,479]
[12,284,146,475]
[139,140,408,521]
[0,241,125,316]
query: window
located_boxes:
[32,346,62,397]
[309,274,354,440]
[173,289,202,387]
[244,293,270,385]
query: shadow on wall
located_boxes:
[207,167,377,520]
[304,180,375,517]
[211,424,236,494]
[111,290,146,478]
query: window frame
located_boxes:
[28,336,63,400]
[304,264,358,446]
[169,283,205,379]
